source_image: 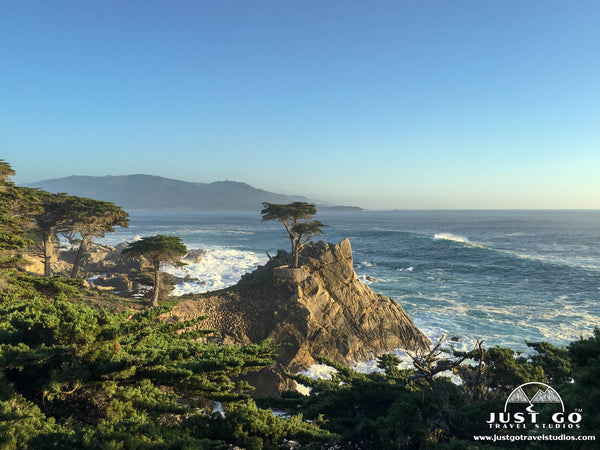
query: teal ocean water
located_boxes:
[101,210,600,353]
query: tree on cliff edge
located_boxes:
[261,202,326,268]
[123,235,187,307]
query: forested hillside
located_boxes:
[28,175,313,211]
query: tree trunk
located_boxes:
[70,235,89,278]
[293,240,299,268]
[280,220,298,267]
[151,259,161,308]
[43,232,53,277]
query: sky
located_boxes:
[1,1,599,209]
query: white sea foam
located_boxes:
[357,274,391,284]
[298,326,462,389]
[295,384,311,396]
[500,249,600,270]
[299,364,338,380]
[405,287,600,354]
[359,261,374,267]
[433,233,472,244]
[433,233,487,249]
[352,349,413,374]
[397,267,414,272]
[358,276,372,284]
[163,247,267,296]
[212,402,225,417]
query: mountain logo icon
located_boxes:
[504,382,564,412]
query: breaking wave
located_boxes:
[433,233,472,245]
[164,247,267,296]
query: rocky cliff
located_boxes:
[166,239,431,395]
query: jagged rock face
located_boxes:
[269,239,431,371]
[168,239,431,395]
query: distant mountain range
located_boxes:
[26,175,361,211]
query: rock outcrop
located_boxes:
[166,239,431,395]
[22,244,205,298]
[22,243,141,281]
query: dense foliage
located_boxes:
[0,161,37,269]
[0,297,331,449]
[272,333,600,449]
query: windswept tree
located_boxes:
[30,191,72,276]
[29,194,129,278]
[261,202,327,268]
[122,235,187,307]
[66,197,129,278]
[0,160,38,268]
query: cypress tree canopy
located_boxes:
[122,234,187,264]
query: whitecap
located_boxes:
[397,267,414,272]
[433,233,472,244]
[433,233,486,249]
[358,275,374,284]
[163,246,267,296]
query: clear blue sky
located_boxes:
[1,1,599,209]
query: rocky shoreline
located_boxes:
[22,238,431,395]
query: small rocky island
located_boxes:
[165,238,431,395]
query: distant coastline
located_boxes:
[26,174,363,212]
[318,205,364,212]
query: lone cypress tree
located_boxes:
[123,234,187,307]
[261,202,327,268]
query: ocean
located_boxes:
[99,209,600,355]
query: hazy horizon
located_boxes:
[2,1,599,210]
[20,172,599,212]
